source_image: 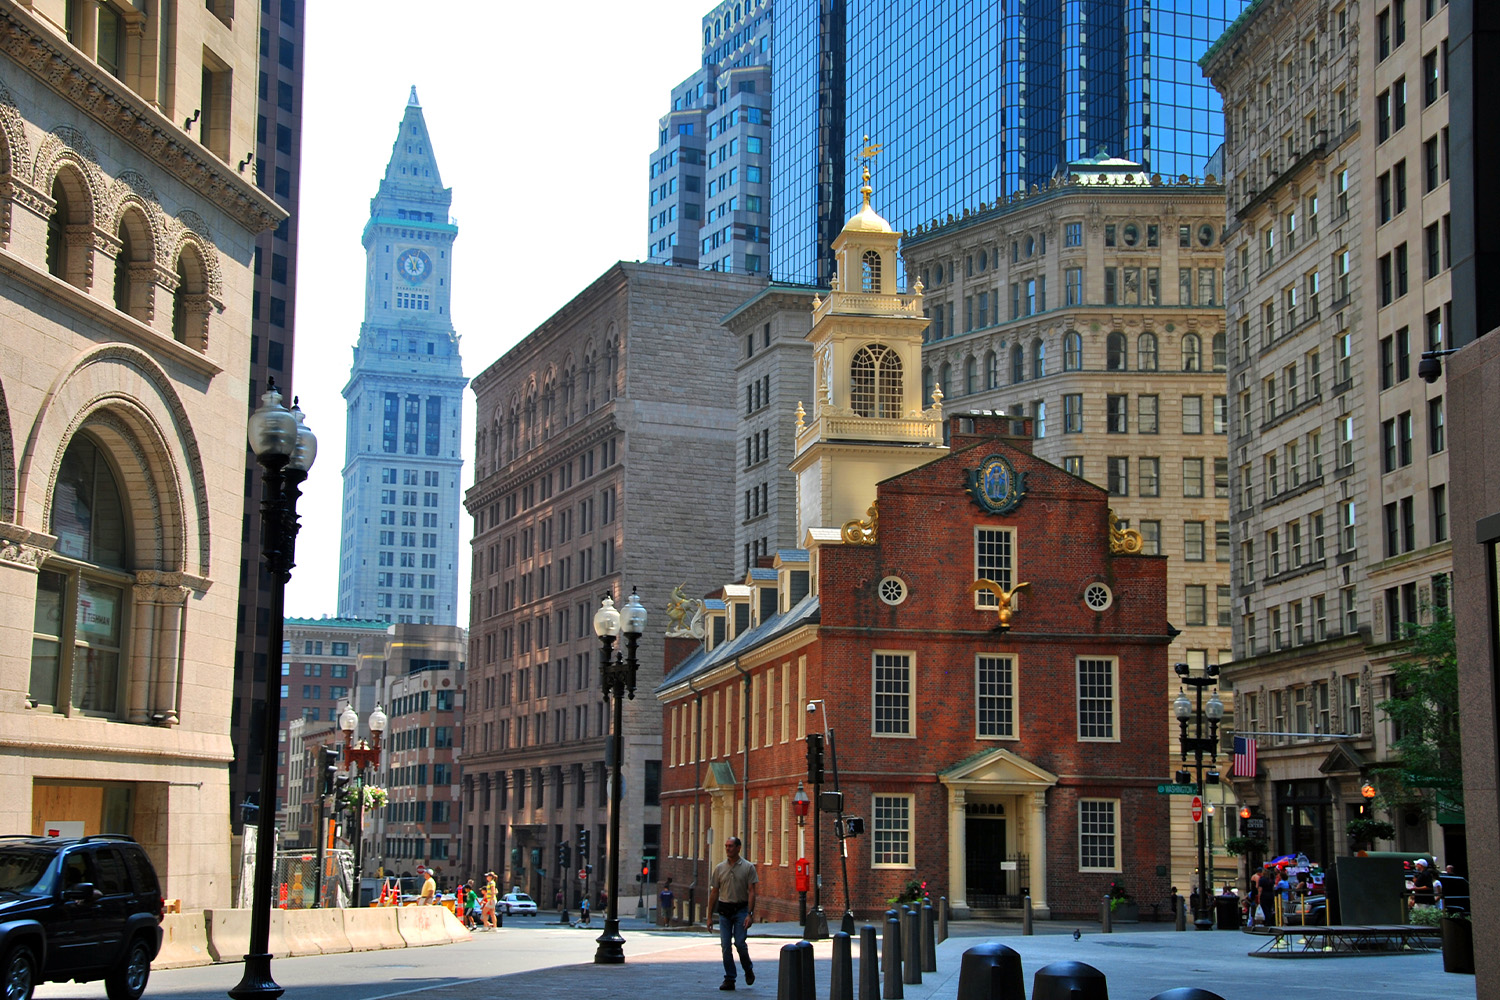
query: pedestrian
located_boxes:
[1246,868,1262,928]
[482,872,498,930]
[580,895,591,925]
[1410,858,1437,908]
[555,887,565,910]
[1258,865,1277,927]
[659,876,675,926]
[418,866,436,905]
[705,835,757,991]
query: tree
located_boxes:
[1373,610,1460,819]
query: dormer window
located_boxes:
[861,250,882,292]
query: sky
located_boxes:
[283,0,712,620]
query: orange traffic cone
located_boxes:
[278,883,288,909]
[455,888,465,922]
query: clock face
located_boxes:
[397,248,432,284]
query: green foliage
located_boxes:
[1345,818,1395,844]
[1409,906,1442,927]
[1106,880,1131,910]
[1224,836,1269,857]
[1373,610,1461,819]
[885,878,926,907]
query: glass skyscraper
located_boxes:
[771,0,1250,285]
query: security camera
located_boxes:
[1417,355,1443,384]
[806,702,817,714]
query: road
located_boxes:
[34,915,1478,1000]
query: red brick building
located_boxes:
[655,181,1173,921]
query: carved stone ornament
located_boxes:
[664,584,707,639]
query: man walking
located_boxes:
[706,836,757,991]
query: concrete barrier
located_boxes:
[204,908,288,964]
[344,907,406,952]
[284,907,352,956]
[437,905,472,944]
[153,912,212,969]
[396,905,452,947]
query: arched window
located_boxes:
[1063,331,1082,371]
[31,433,130,717]
[965,356,978,395]
[851,343,903,418]
[1212,332,1227,372]
[524,392,537,451]
[171,244,210,350]
[47,168,91,288]
[939,362,952,399]
[1106,331,1128,371]
[1182,333,1203,372]
[985,350,998,389]
[1011,344,1025,383]
[1138,333,1159,371]
[861,250,882,292]
[113,209,155,319]
[582,353,594,414]
[1032,339,1047,379]
[604,340,618,400]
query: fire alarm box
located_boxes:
[795,858,811,893]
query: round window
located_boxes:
[1083,583,1113,611]
[1197,223,1216,247]
[878,576,908,606]
[1024,235,1036,258]
[978,249,988,271]
[1122,223,1140,247]
[934,263,944,284]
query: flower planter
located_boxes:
[1111,901,1140,923]
[1440,917,1474,974]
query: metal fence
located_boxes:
[965,853,1030,909]
[274,848,354,909]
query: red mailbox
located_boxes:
[795,858,811,893]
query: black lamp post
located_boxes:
[1173,661,1224,931]
[593,590,647,964]
[339,701,387,888]
[792,783,810,926]
[229,380,316,1000]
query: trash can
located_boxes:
[1215,894,1241,930]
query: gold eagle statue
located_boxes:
[968,578,1031,631]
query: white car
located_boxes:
[500,891,538,916]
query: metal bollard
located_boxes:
[920,903,936,973]
[1175,894,1187,932]
[956,942,1025,1000]
[842,910,857,936]
[859,925,880,1000]
[777,940,816,1000]
[902,906,922,985]
[1022,894,1034,936]
[1101,894,1112,933]
[831,932,854,1000]
[1147,990,1228,1000]
[938,897,949,943]
[882,912,903,999]
[1032,960,1109,1000]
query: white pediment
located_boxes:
[939,746,1058,790]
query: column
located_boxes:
[1029,790,1050,916]
[947,787,969,917]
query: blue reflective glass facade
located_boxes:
[770,0,1249,286]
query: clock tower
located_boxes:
[338,89,468,625]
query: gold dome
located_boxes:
[840,162,893,234]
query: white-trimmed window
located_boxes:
[973,527,1015,607]
[1077,657,1118,740]
[872,651,913,736]
[976,654,1016,738]
[1079,799,1120,871]
[872,794,913,867]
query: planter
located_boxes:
[1440,917,1474,975]
[1111,901,1140,923]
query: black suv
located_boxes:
[0,834,163,1000]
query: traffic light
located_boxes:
[558,841,571,870]
[805,732,825,784]
[845,816,865,837]
[639,864,648,884]
[321,746,339,797]
[578,827,590,862]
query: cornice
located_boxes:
[465,414,620,513]
[0,4,285,235]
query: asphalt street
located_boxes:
[34,915,1478,1000]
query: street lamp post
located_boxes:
[229,380,317,1000]
[593,590,647,965]
[339,702,387,888]
[792,783,810,925]
[1173,661,1224,931]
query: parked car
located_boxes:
[0,834,164,1000]
[500,891,538,916]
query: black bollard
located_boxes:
[778,940,816,1000]
[902,906,922,985]
[882,912,903,999]
[956,942,1025,1000]
[559,907,569,924]
[1032,960,1109,1000]
[938,897,949,943]
[1022,894,1034,936]
[1101,894,1112,933]
[920,904,936,973]
[1148,991,1228,1000]
[1175,894,1187,932]
[831,932,854,1000]
[859,925,880,1000]
[842,910,856,936]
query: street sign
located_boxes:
[1157,783,1197,795]
[1190,796,1204,823]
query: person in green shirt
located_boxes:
[464,880,480,928]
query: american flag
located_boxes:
[1232,735,1258,777]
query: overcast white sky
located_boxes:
[283,0,712,620]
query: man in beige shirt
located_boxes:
[706,836,757,991]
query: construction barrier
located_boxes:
[152,912,212,970]
[284,907,352,956]
[344,906,405,952]
[395,904,458,947]
[203,908,289,964]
